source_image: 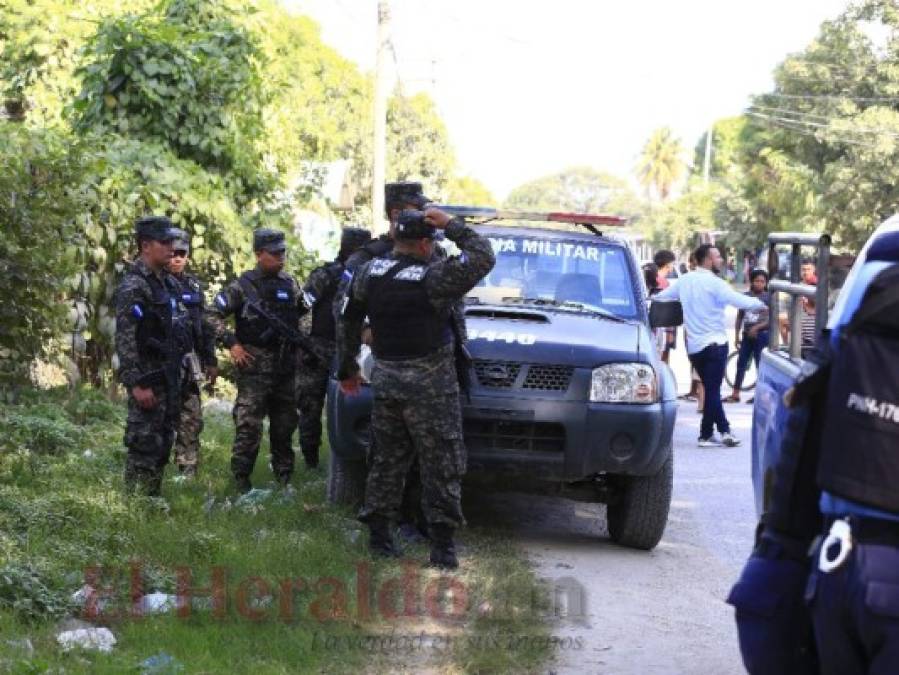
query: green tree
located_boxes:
[636,127,685,202]
[505,166,639,214]
[71,0,273,203]
[0,124,86,390]
[444,176,496,205]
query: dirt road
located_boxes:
[465,400,757,674]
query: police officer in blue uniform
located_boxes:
[729,229,899,674]
[805,238,899,674]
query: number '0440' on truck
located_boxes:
[327,209,682,550]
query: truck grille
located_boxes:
[464,419,566,453]
[522,365,574,391]
[473,360,521,388]
[472,360,574,392]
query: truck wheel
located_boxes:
[606,450,673,551]
[327,452,367,508]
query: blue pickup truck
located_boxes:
[326,220,680,550]
[752,218,899,517]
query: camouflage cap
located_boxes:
[253,228,287,253]
[394,209,436,241]
[135,216,178,242]
[171,228,190,253]
[339,227,372,255]
[385,182,431,210]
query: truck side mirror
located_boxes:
[649,301,684,329]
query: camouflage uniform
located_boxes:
[208,260,304,486]
[336,233,469,533]
[336,216,494,534]
[171,269,217,474]
[115,230,191,496]
[296,229,370,467]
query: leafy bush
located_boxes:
[0,413,81,455]
[0,561,72,622]
[0,123,87,391]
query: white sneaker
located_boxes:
[698,436,720,448]
[721,432,741,447]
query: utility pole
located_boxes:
[702,123,713,185]
[372,0,390,234]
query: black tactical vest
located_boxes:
[310,262,343,341]
[235,271,300,348]
[176,273,203,346]
[366,258,451,360]
[130,268,192,361]
[817,266,899,513]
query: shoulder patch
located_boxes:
[369,259,399,277]
[215,293,228,310]
[131,304,144,320]
[342,269,353,281]
[395,265,427,282]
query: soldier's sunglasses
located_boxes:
[172,251,188,258]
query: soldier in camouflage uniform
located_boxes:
[337,207,495,569]
[207,229,305,493]
[296,227,372,469]
[115,216,192,496]
[335,182,470,544]
[167,230,218,477]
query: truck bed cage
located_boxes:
[766,232,831,358]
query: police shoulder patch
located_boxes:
[369,259,399,277]
[395,265,427,282]
[214,293,228,310]
[131,304,144,320]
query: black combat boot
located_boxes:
[234,475,252,494]
[179,465,197,479]
[429,524,458,570]
[301,449,319,470]
[368,517,401,558]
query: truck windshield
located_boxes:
[469,234,637,318]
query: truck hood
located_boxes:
[464,305,646,366]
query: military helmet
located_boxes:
[253,228,287,253]
[135,215,178,242]
[394,209,436,241]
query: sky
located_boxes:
[283,0,851,200]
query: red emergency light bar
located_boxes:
[546,212,628,226]
[435,205,629,228]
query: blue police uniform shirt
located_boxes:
[820,259,899,522]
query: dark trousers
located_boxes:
[729,552,818,675]
[689,343,730,438]
[808,539,899,674]
[734,330,769,391]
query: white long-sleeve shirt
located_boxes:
[654,268,767,354]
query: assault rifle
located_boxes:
[237,277,323,368]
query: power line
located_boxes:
[747,104,899,138]
[746,111,886,148]
[757,92,899,103]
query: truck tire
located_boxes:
[606,449,673,551]
[327,452,367,509]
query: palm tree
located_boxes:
[637,127,686,202]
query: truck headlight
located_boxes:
[357,345,374,383]
[590,363,658,404]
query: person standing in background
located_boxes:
[655,244,766,447]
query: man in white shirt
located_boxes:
[654,244,766,447]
